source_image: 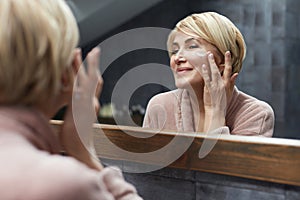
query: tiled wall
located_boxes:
[284,0,300,138]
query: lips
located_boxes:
[176,67,193,73]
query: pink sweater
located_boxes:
[0,107,142,200]
[143,87,274,137]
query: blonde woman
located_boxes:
[143,12,274,137]
[0,0,142,199]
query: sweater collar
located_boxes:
[177,87,239,132]
[176,89,195,132]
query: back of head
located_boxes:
[0,0,79,106]
[168,12,246,74]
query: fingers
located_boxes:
[223,51,238,88]
[86,48,103,98]
[76,47,101,85]
[93,97,100,113]
[207,53,222,82]
[223,51,232,81]
[71,48,82,73]
[201,52,219,88]
[87,47,100,77]
[76,49,86,83]
[95,77,103,98]
[230,72,238,85]
[201,64,211,88]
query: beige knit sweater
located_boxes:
[143,87,274,137]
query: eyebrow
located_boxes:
[172,37,199,46]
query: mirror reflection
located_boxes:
[67,0,300,139]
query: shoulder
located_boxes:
[0,136,109,200]
[4,144,113,200]
[235,88,274,116]
[29,155,112,200]
[41,158,141,200]
[143,89,181,129]
[149,90,179,103]
[228,87,274,116]
[147,89,180,106]
[145,89,182,116]
[227,87,275,136]
[0,133,140,200]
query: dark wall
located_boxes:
[82,0,191,109]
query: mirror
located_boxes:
[67,0,300,139]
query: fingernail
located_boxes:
[209,53,214,59]
[202,64,207,71]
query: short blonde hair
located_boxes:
[167,12,246,74]
[0,0,79,105]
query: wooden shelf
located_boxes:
[51,120,300,187]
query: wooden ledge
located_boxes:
[50,120,300,186]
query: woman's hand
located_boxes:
[59,47,103,171]
[202,51,238,131]
[223,51,238,106]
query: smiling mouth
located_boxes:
[176,68,193,73]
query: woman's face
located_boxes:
[170,31,223,89]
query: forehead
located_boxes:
[172,31,197,43]
[171,31,211,46]
[171,31,212,47]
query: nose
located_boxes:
[174,52,186,65]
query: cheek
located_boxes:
[170,57,176,70]
[186,54,209,68]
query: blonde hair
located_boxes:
[0,0,79,105]
[167,12,246,74]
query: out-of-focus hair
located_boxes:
[0,0,79,105]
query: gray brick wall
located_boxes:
[285,0,300,138]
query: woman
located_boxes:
[143,12,274,137]
[0,0,142,199]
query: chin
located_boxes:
[175,77,204,91]
[175,79,192,89]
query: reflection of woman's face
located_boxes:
[170,31,223,89]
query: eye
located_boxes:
[170,49,179,55]
[188,44,199,49]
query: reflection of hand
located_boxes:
[223,51,238,107]
[202,51,238,131]
[60,47,103,171]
